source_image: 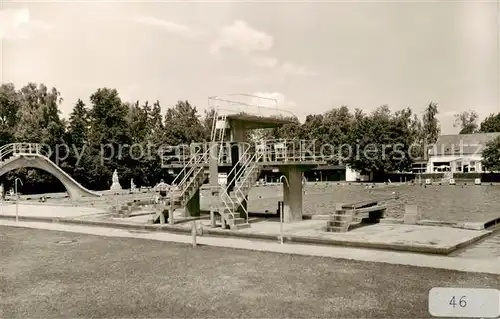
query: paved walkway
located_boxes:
[178,218,491,252]
[0,203,493,254]
[2,220,499,275]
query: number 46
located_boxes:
[449,296,467,307]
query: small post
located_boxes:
[210,210,216,228]
[15,197,18,223]
[168,202,175,225]
[279,200,284,244]
[191,221,197,247]
[403,205,421,225]
[159,208,166,224]
[14,178,22,223]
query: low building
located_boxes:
[427,133,500,173]
[411,159,428,174]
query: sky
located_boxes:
[1,0,499,134]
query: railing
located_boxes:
[218,148,254,221]
[0,143,52,161]
[223,144,255,190]
[167,148,209,191]
[218,185,237,221]
[256,139,326,163]
[231,152,263,223]
[162,149,210,220]
[176,165,205,203]
[162,140,327,167]
[218,145,260,222]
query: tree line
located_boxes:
[1,82,499,193]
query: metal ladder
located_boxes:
[211,111,227,163]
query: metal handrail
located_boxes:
[223,144,254,189]
[174,152,207,193]
[218,185,237,220]
[169,148,207,190]
[217,146,254,221]
[219,150,262,223]
[0,143,53,161]
[163,139,327,166]
[231,152,263,222]
[210,110,218,142]
[255,139,324,163]
[216,117,227,163]
[177,166,205,201]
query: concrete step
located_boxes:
[326,226,347,232]
[222,210,241,219]
[229,222,251,230]
[224,212,244,222]
[227,217,246,225]
[327,220,348,227]
[330,214,352,221]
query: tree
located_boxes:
[15,83,65,191]
[0,83,21,145]
[61,99,90,179]
[481,136,500,172]
[344,105,418,180]
[203,108,216,141]
[66,99,89,147]
[163,100,206,145]
[301,114,328,143]
[454,110,479,134]
[479,113,500,133]
[422,101,440,147]
[272,116,302,140]
[143,100,164,185]
[88,88,132,188]
[15,83,65,146]
[127,101,149,144]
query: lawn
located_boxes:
[1,226,499,318]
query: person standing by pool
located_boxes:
[155,179,169,199]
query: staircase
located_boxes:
[217,151,262,229]
[152,150,209,224]
[327,209,353,232]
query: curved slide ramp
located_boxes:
[0,143,101,200]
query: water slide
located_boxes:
[0,153,101,199]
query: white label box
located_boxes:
[429,287,500,318]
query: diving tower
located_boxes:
[156,94,326,228]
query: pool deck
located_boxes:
[0,203,493,255]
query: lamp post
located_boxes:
[279,175,289,244]
[14,178,23,222]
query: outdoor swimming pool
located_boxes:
[236,183,500,223]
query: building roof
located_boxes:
[429,133,500,156]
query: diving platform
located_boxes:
[161,140,328,168]
[153,94,327,228]
[208,93,296,129]
[224,113,295,129]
